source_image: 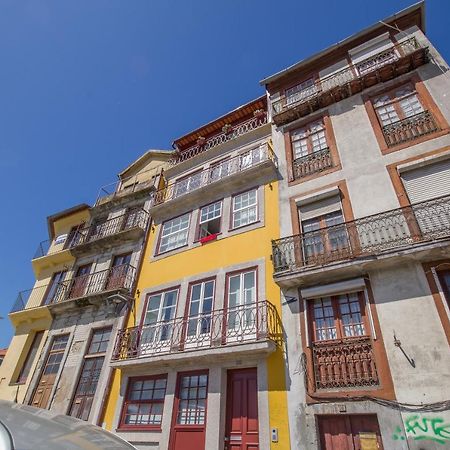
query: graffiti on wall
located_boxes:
[392,415,450,445]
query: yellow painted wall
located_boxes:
[102,182,290,449]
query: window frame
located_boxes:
[140,286,180,328]
[118,374,168,431]
[290,118,329,160]
[157,212,191,254]
[230,188,259,230]
[308,292,370,343]
[195,200,223,241]
[372,83,424,127]
[15,331,44,384]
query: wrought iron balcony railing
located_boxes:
[291,147,333,180]
[169,114,268,165]
[382,110,439,147]
[312,336,379,390]
[95,166,160,206]
[11,264,136,314]
[151,142,277,207]
[271,38,428,126]
[33,210,148,259]
[272,194,450,275]
[59,264,136,302]
[111,301,282,361]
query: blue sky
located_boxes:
[0,0,448,347]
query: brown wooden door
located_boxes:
[107,253,132,290]
[30,335,69,409]
[318,415,383,450]
[69,264,92,299]
[225,368,259,450]
[169,371,208,450]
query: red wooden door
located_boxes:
[318,415,383,450]
[169,371,208,450]
[225,368,259,450]
[107,253,132,290]
[69,264,92,299]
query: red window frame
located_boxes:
[15,331,44,384]
[195,200,223,242]
[119,374,168,431]
[290,118,328,160]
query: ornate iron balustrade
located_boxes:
[169,114,268,165]
[112,300,282,361]
[312,337,379,389]
[95,166,160,206]
[272,194,450,275]
[151,142,277,207]
[382,110,439,147]
[11,264,136,313]
[74,209,148,247]
[59,264,136,302]
[33,210,148,259]
[271,38,427,124]
[292,147,333,180]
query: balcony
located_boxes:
[95,167,160,208]
[149,142,278,217]
[169,114,268,165]
[271,38,429,127]
[11,264,136,316]
[382,110,439,147]
[291,147,333,181]
[71,209,148,256]
[111,301,282,367]
[272,194,450,283]
[34,209,148,260]
[312,337,379,390]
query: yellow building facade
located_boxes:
[103,98,291,450]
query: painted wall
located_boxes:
[102,181,291,450]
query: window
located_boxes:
[186,280,215,338]
[298,194,349,263]
[227,269,256,330]
[240,145,263,169]
[232,189,258,229]
[311,292,366,342]
[69,328,111,421]
[198,201,222,239]
[209,158,230,182]
[16,331,44,384]
[176,373,208,425]
[174,171,203,198]
[291,119,328,160]
[54,234,68,245]
[42,271,67,305]
[159,213,190,253]
[438,270,450,309]
[120,376,167,428]
[373,84,424,126]
[286,78,317,105]
[142,289,178,343]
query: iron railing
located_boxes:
[272,194,450,274]
[151,142,277,207]
[312,336,379,389]
[33,210,148,259]
[292,147,333,180]
[11,264,136,314]
[95,166,160,206]
[169,114,268,165]
[382,110,439,147]
[272,37,424,116]
[112,301,282,361]
[59,264,136,301]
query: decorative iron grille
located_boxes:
[292,147,333,180]
[111,301,282,361]
[169,114,268,165]
[272,194,450,274]
[382,110,439,147]
[312,337,379,389]
[151,142,277,207]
